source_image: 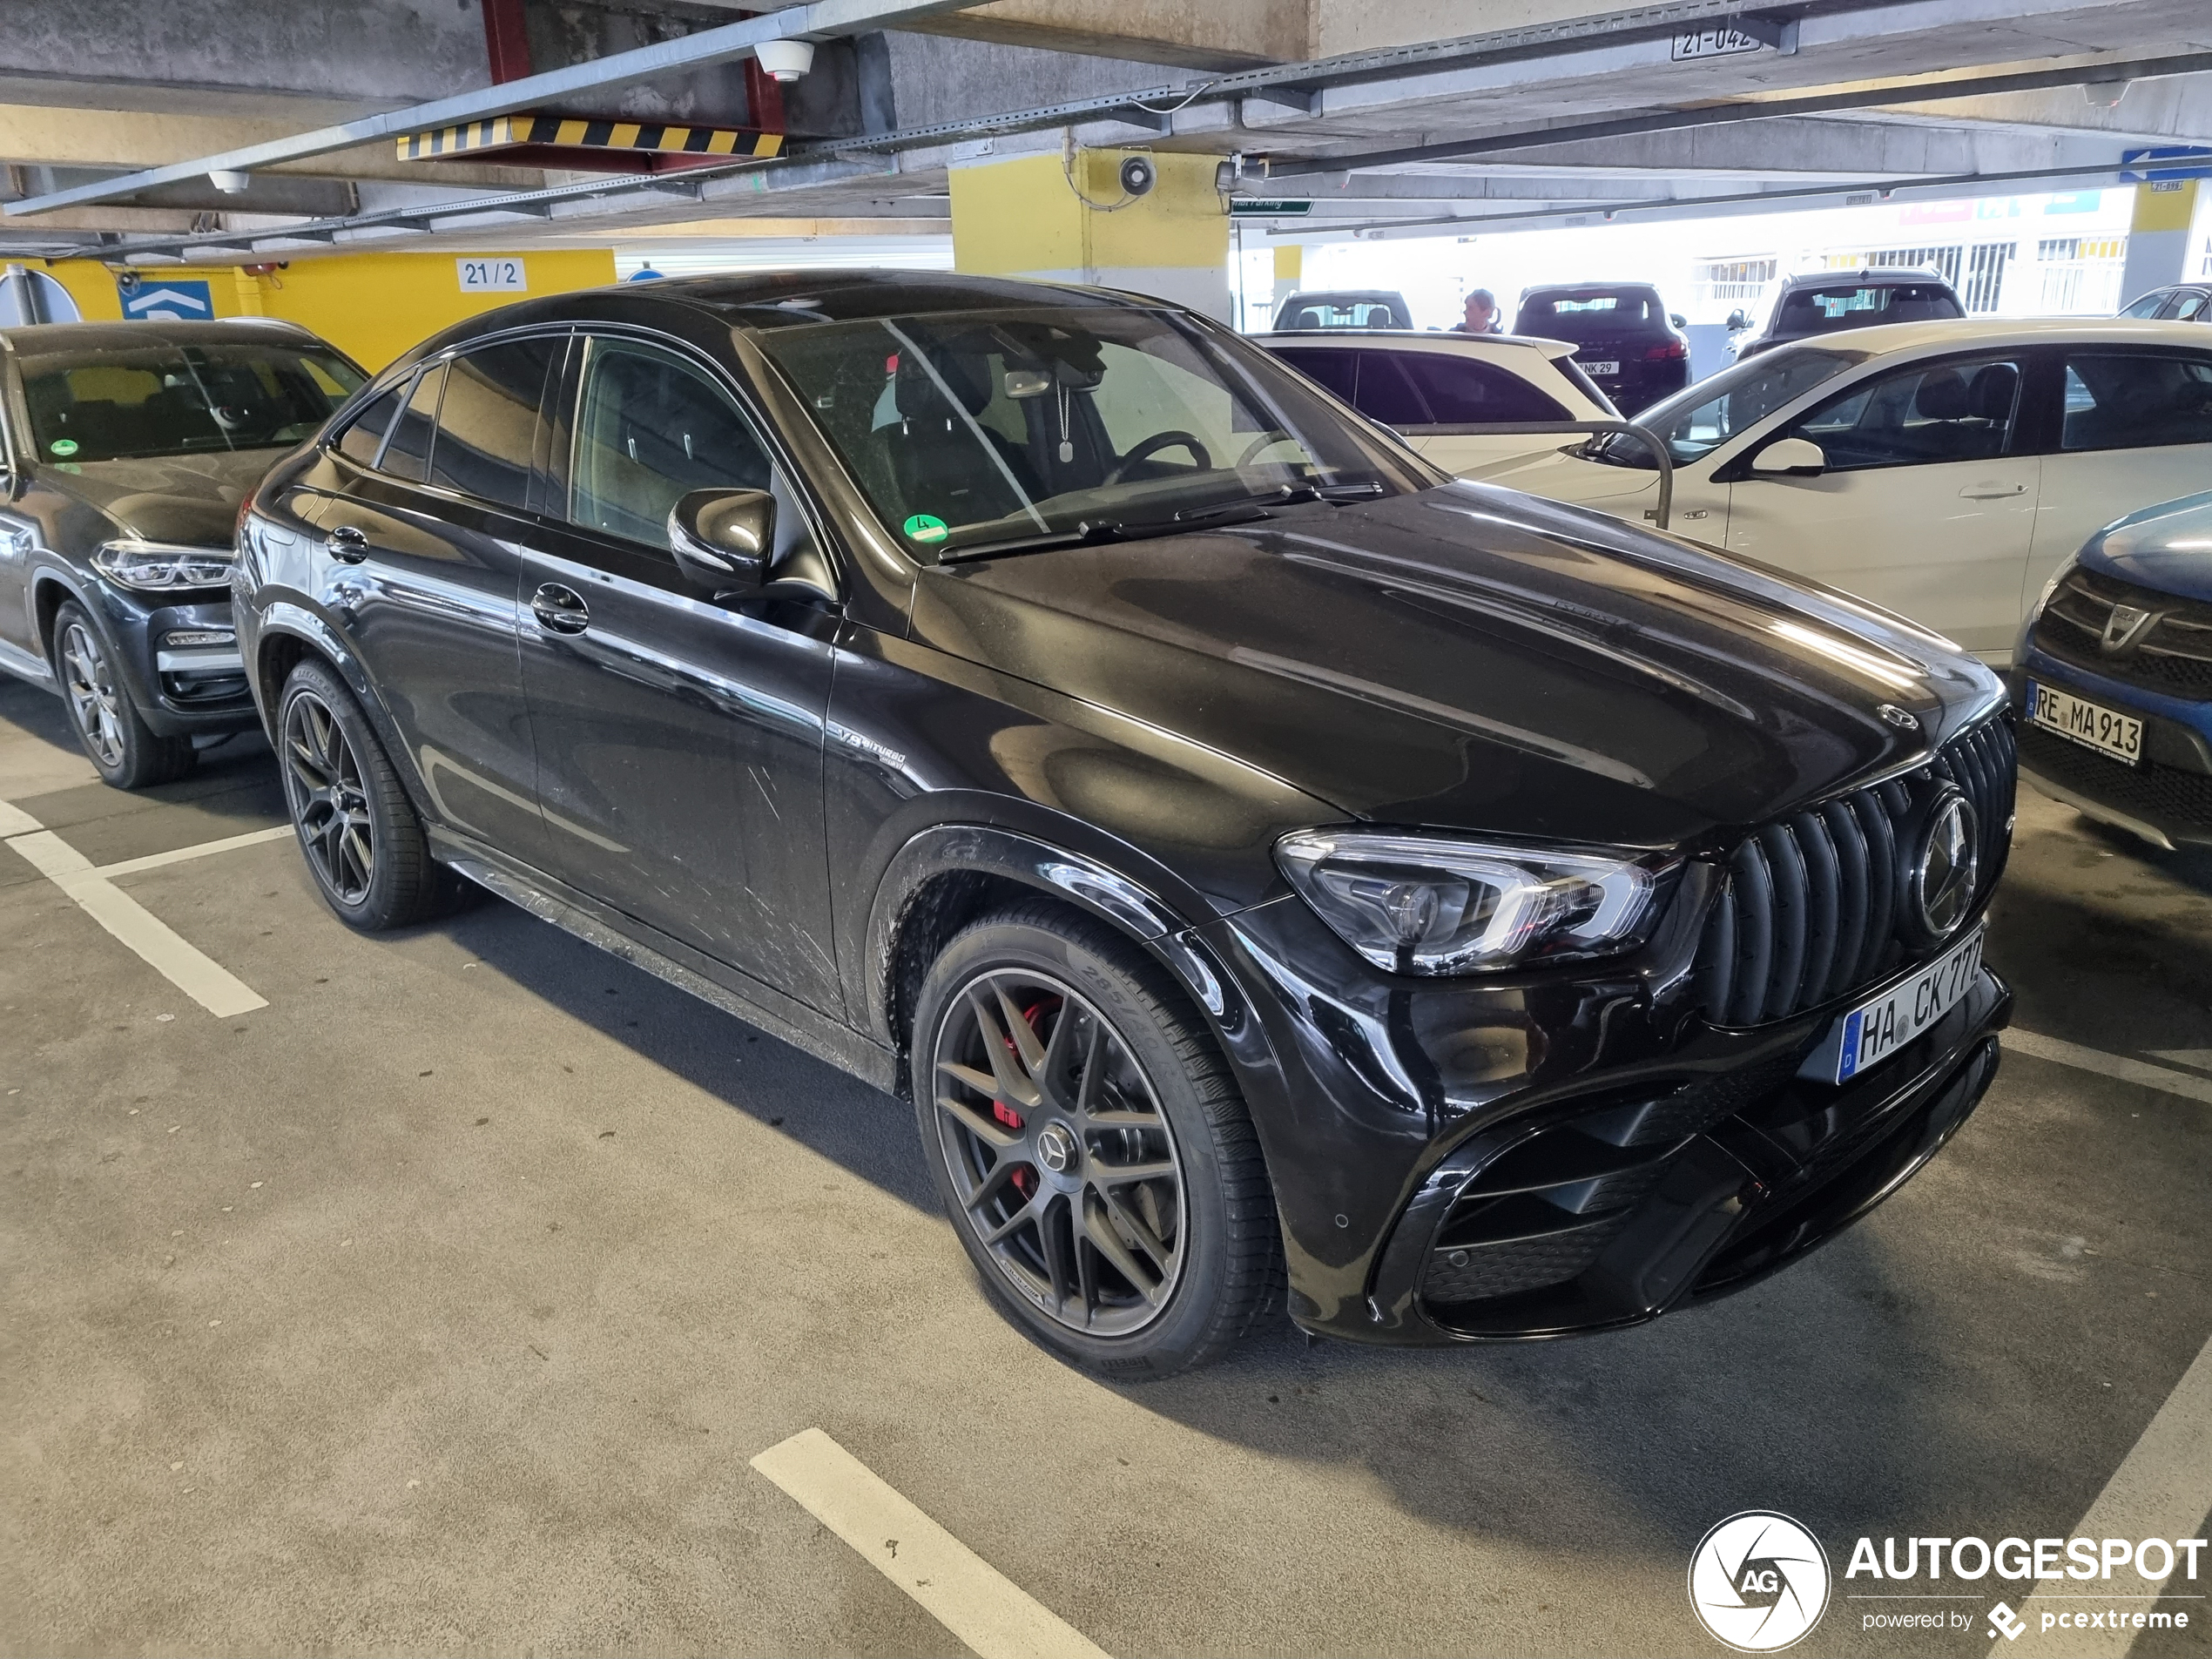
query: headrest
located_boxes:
[1967,362,2018,421]
[1913,370,1971,420]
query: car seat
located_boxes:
[878,350,1040,528]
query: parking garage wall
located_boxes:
[35,249,619,369]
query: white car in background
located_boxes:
[1254,329,1618,476]
[1472,318,2212,663]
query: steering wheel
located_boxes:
[1104,429,1211,485]
[1236,429,1303,469]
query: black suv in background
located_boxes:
[237,273,2014,1376]
[1510,283,1689,413]
[0,320,364,786]
[1732,267,1966,360]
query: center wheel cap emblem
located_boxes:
[1035,1123,1076,1174]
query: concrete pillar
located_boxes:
[949,146,1231,321]
[2118,179,2200,307]
[1271,243,1302,326]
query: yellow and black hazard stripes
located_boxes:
[398,114,782,162]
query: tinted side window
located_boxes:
[2168,292,2209,321]
[429,336,560,511]
[569,338,771,550]
[1785,354,2024,470]
[2060,354,2212,452]
[1400,354,1568,423]
[1271,347,1359,404]
[2120,292,2169,319]
[336,385,404,467]
[381,364,443,483]
[1351,353,1431,427]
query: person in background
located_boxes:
[1453,288,1502,334]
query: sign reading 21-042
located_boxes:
[457,257,527,293]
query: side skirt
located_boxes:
[431,830,900,1095]
[0,635,57,687]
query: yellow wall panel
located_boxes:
[33,249,619,371]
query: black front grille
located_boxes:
[2020,720,2212,828]
[1692,717,2014,1027]
[2033,568,2212,699]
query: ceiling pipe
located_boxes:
[3,0,990,219]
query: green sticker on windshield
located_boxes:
[49,438,78,456]
[903,513,948,544]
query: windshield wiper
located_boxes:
[937,500,1277,563]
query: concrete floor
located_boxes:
[2,672,2207,1658]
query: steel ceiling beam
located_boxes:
[1264,50,2212,176]
[2,0,990,219]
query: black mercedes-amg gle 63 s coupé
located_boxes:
[236,273,2015,1376]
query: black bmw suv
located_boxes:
[0,320,364,786]
[236,273,2014,1376]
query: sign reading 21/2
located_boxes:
[457,257,527,293]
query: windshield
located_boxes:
[20,341,364,464]
[755,304,1433,559]
[1585,345,1865,469]
[1774,282,1961,336]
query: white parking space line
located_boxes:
[2005,1030,2212,1107]
[1993,1332,2212,1656]
[751,1427,1109,1659]
[94,824,293,879]
[3,810,268,1019]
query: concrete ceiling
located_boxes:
[0,0,2207,260]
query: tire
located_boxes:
[275,658,461,931]
[911,903,1282,1378]
[51,602,196,790]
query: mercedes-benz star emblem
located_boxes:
[2102,603,2152,652]
[1035,1123,1076,1174]
[1912,789,1980,941]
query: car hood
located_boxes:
[910,482,2003,848]
[34,449,280,546]
[2080,490,2212,596]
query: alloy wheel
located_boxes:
[58,622,125,769]
[930,968,1189,1335]
[282,690,376,906]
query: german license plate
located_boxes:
[2028,680,2141,765]
[1835,926,1984,1082]
[1587,360,1621,376]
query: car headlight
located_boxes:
[2030,552,2079,617]
[1275,829,1673,974]
[91,540,237,592]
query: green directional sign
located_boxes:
[1229,199,1313,216]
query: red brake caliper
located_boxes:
[1000,999,1055,1198]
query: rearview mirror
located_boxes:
[668,488,772,594]
[1750,437,1827,476]
[1726,308,1749,331]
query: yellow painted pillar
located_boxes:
[949,146,1231,321]
[2118,179,2200,307]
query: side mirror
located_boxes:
[668,488,772,594]
[1726,309,1749,332]
[1750,436,1827,476]
[1669,313,1687,330]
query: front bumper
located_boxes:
[86,586,257,737]
[2010,653,2212,850]
[1197,890,2009,1346]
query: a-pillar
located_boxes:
[949,146,1231,322]
[2117,179,2202,306]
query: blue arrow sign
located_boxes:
[120,279,213,320]
[2121,146,2212,184]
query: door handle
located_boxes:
[1959,482,2027,499]
[530,582,590,635]
[325,523,369,563]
